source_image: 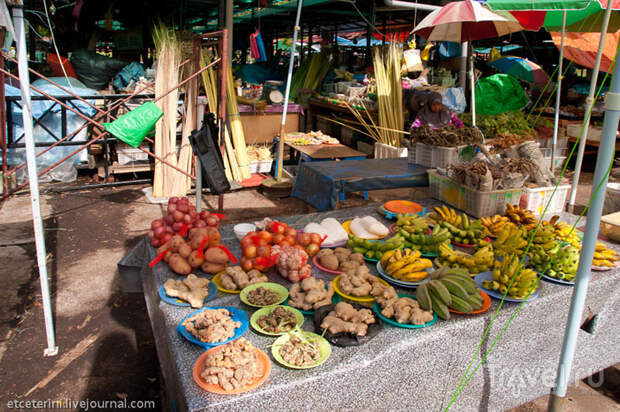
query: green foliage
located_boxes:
[461,111,536,139]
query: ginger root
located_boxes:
[163,274,209,308]
[320,302,375,336]
[287,276,334,311]
[376,286,434,325]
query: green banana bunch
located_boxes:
[347,234,404,260]
[402,225,451,254]
[418,268,486,319]
[395,213,429,235]
[440,218,485,245]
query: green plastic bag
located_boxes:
[475,74,528,116]
[103,102,163,148]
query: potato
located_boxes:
[201,261,227,274]
[189,227,208,240]
[167,235,186,251]
[187,250,204,268]
[178,243,192,259]
[204,247,229,264]
[189,233,208,250]
[205,227,221,246]
[334,252,349,263]
[319,254,340,271]
[163,250,173,263]
[168,253,191,275]
[334,247,351,257]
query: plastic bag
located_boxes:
[403,49,423,72]
[103,102,162,148]
[313,303,383,347]
[442,87,466,114]
[70,49,126,90]
[475,74,528,115]
[113,62,146,91]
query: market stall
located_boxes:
[120,201,620,412]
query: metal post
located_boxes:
[225,0,233,61]
[460,41,468,90]
[276,0,303,182]
[0,40,7,196]
[469,42,476,127]
[13,4,58,357]
[548,42,620,412]
[568,1,614,210]
[551,10,567,174]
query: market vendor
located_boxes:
[410,92,464,129]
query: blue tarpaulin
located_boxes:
[291,158,429,211]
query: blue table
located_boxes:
[291,158,429,211]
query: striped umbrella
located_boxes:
[412,0,524,42]
[488,56,550,84]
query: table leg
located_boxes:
[218,194,224,213]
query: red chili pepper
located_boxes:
[180,223,188,237]
[149,249,169,268]
[217,245,238,264]
[212,213,226,220]
[196,238,209,259]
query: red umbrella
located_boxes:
[550,29,620,72]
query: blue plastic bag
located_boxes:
[442,87,466,114]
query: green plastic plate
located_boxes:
[250,306,305,336]
[271,331,331,369]
[240,282,289,308]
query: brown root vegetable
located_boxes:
[204,247,229,264]
[349,253,365,264]
[187,250,205,268]
[319,254,339,271]
[334,247,351,257]
[206,227,221,246]
[169,253,191,275]
[178,243,192,259]
[189,233,208,250]
[201,261,227,274]
[165,235,186,252]
[163,250,173,263]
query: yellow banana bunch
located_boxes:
[505,204,537,229]
[481,215,513,237]
[429,205,461,227]
[383,248,431,281]
[593,241,619,267]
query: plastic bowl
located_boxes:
[234,223,256,240]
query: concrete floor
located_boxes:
[0,176,617,411]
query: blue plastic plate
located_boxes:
[158,281,218,307]
[177,306,248,348]
[540,273,575,286]
[372,294,437,328]
[474,271,539,303]
[375,261,431,288]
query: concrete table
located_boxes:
[121,201,620,411]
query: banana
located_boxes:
[449,294,473,314]
[429,280,452,306]
[401,271,429,281]
[429,288,450,320]
[440,278,469,300]
[380,250,397,267]
[416,283,432,311]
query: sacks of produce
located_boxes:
[271,245,312,282]
[148,196,222,248]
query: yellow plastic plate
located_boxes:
[212,271,241,294]
[332,275,390,303]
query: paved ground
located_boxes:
[0,175,617,411]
